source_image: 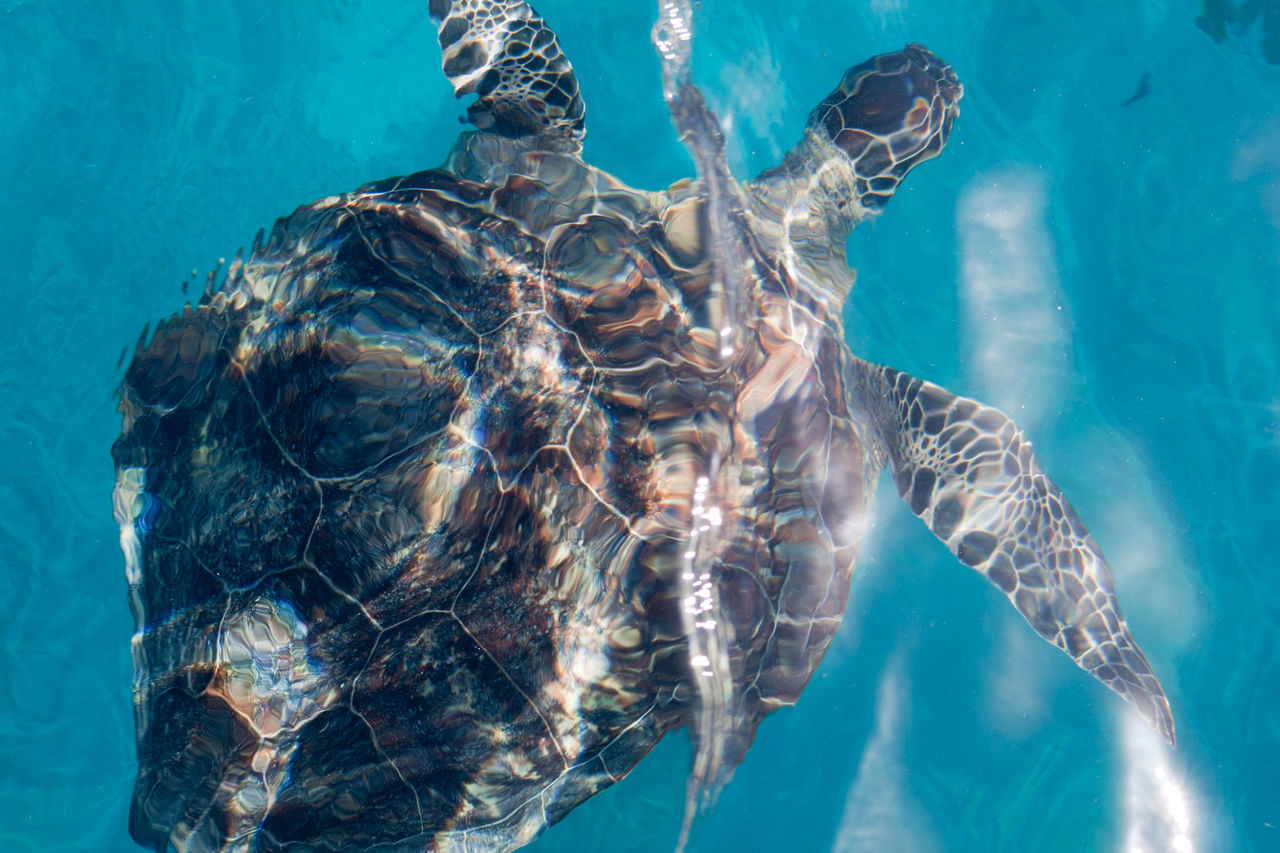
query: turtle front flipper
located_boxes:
[429,0,585,150]
[859,363,1176,746]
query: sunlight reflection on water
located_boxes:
[1122,711,1197,853]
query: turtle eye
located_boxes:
[903,96,931,131]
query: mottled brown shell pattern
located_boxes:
[115,132,872,850]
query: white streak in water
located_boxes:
[869,0,907,25]
[832,654,940,853]
[1232,120,1280,265]
[957,170,1068,423]
[1121,711,1197,853]
[983,611,1054,739]
[1090,467,1200,651]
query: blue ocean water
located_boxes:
[1,0,1277,850]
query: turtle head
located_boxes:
[812,44,961,214]
[753,45,961,241]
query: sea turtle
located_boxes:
[112,1,1174,850]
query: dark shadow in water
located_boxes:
[1197,0,1280,65]
[1122,72,1152,107]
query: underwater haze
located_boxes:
[1,0,1277,850]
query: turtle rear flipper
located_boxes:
[860,362,1176,746]
[430,0,585,150]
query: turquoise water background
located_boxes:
[2,0,1278,850]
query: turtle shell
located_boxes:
[113,135,872,850]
